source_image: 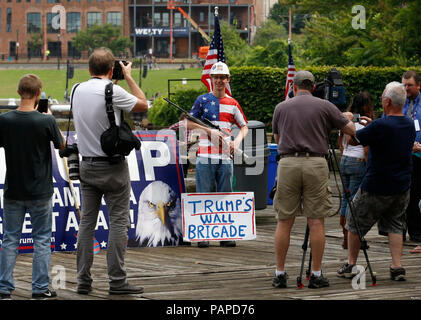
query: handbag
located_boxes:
[100,82,141,157]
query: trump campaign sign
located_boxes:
[181,192,256,243]
[0,130,186,253]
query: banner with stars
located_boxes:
[0,130,186,253]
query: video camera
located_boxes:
[313,68,347,111]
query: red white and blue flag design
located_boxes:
[201,14,231,96]
[190,93,247,159]
[285,40,296,100]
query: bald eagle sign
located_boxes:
[181,192,256,243]
[0,130,186,253]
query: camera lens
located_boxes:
[67,152,80,180]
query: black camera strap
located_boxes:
[65,83,81,148]
[105,82,125,128]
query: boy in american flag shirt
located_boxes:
[187,61,249,248]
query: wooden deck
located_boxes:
[5,176,421,302]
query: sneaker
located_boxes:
[77,285,92,295]
[390,267,406,281]
[272,272,288,288]
[198,241,209,248]
[32,289,57,299]
[109,283,144,295]
[0,293,11,300]
[308,274,329,289]
[220,241,236,247]
[337,263,357,279]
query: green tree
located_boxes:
[252,19,287,47]
[280,0,421,66]
[218,20,251,66]
[72,24,132,57]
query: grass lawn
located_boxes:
[0,67,204,102]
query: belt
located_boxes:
[281,152,325,158]
[82,156,125,163]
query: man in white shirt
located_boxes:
[71,47,148,295]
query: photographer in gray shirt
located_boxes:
[71,47,148,295]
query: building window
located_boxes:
[6,8,12,32]
[199,12,205,23]
[68,41,81,59]
[107,12,121,26]
[47,0,60,2]
[47,13,61,33]
[27,13,41,34]
[162,12,169,27]
[87,12,102,27]
[153,12,161,27]
[67,12,81,33]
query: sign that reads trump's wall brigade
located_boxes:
[181,192,256,243]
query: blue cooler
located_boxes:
[267,143,278,205]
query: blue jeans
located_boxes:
[340,155,366,218]
[195,157,233,192]
[0,197,53,294]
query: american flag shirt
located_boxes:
[190,93,248,160]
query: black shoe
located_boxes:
[77,285,92,295]
[272,272,288,288]
[109,283,144,295]
[198,241,209,248]
[308,274,330,289]
[337,263,357,279]
[0,293,11,300]
[32,289,57,299]
[390,267,406,281]
[220,241,236,247]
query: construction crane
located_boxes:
[167,0,211,62]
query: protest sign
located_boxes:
[0,130,185,253]
[181,192,256,243]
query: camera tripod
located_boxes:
[296,137,377,288]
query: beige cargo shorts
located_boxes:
[273,156,332,220]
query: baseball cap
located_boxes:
[293,71,315,86]
[210,61,230,76]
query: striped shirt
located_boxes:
[190,93,248,159]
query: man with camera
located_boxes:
[0,74,65,300]
[401,71,421,248]
[71,47,148,295]
[271,70,356,289]
[337,82,415,281]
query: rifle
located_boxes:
[164,97,247,159]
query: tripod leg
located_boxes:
[306,251,312,280]
[297,225,310,289]
[330,142,376,285]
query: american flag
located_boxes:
[285,40,296,100]
[201,14,231,95]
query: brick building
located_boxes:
[130,0,258,59]
[0,0,128,60]
[0,0,273,60]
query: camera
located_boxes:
[353,114,360,123]
[112,60,128,80]
[59,143,80,180]
[313,68,347,111]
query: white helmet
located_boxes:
[210,61,230,76]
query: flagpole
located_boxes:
[288,7,292,42]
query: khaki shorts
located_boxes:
[273,156,332,220]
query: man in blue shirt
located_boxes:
[402,70,421,245]
[337,82,415,281]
